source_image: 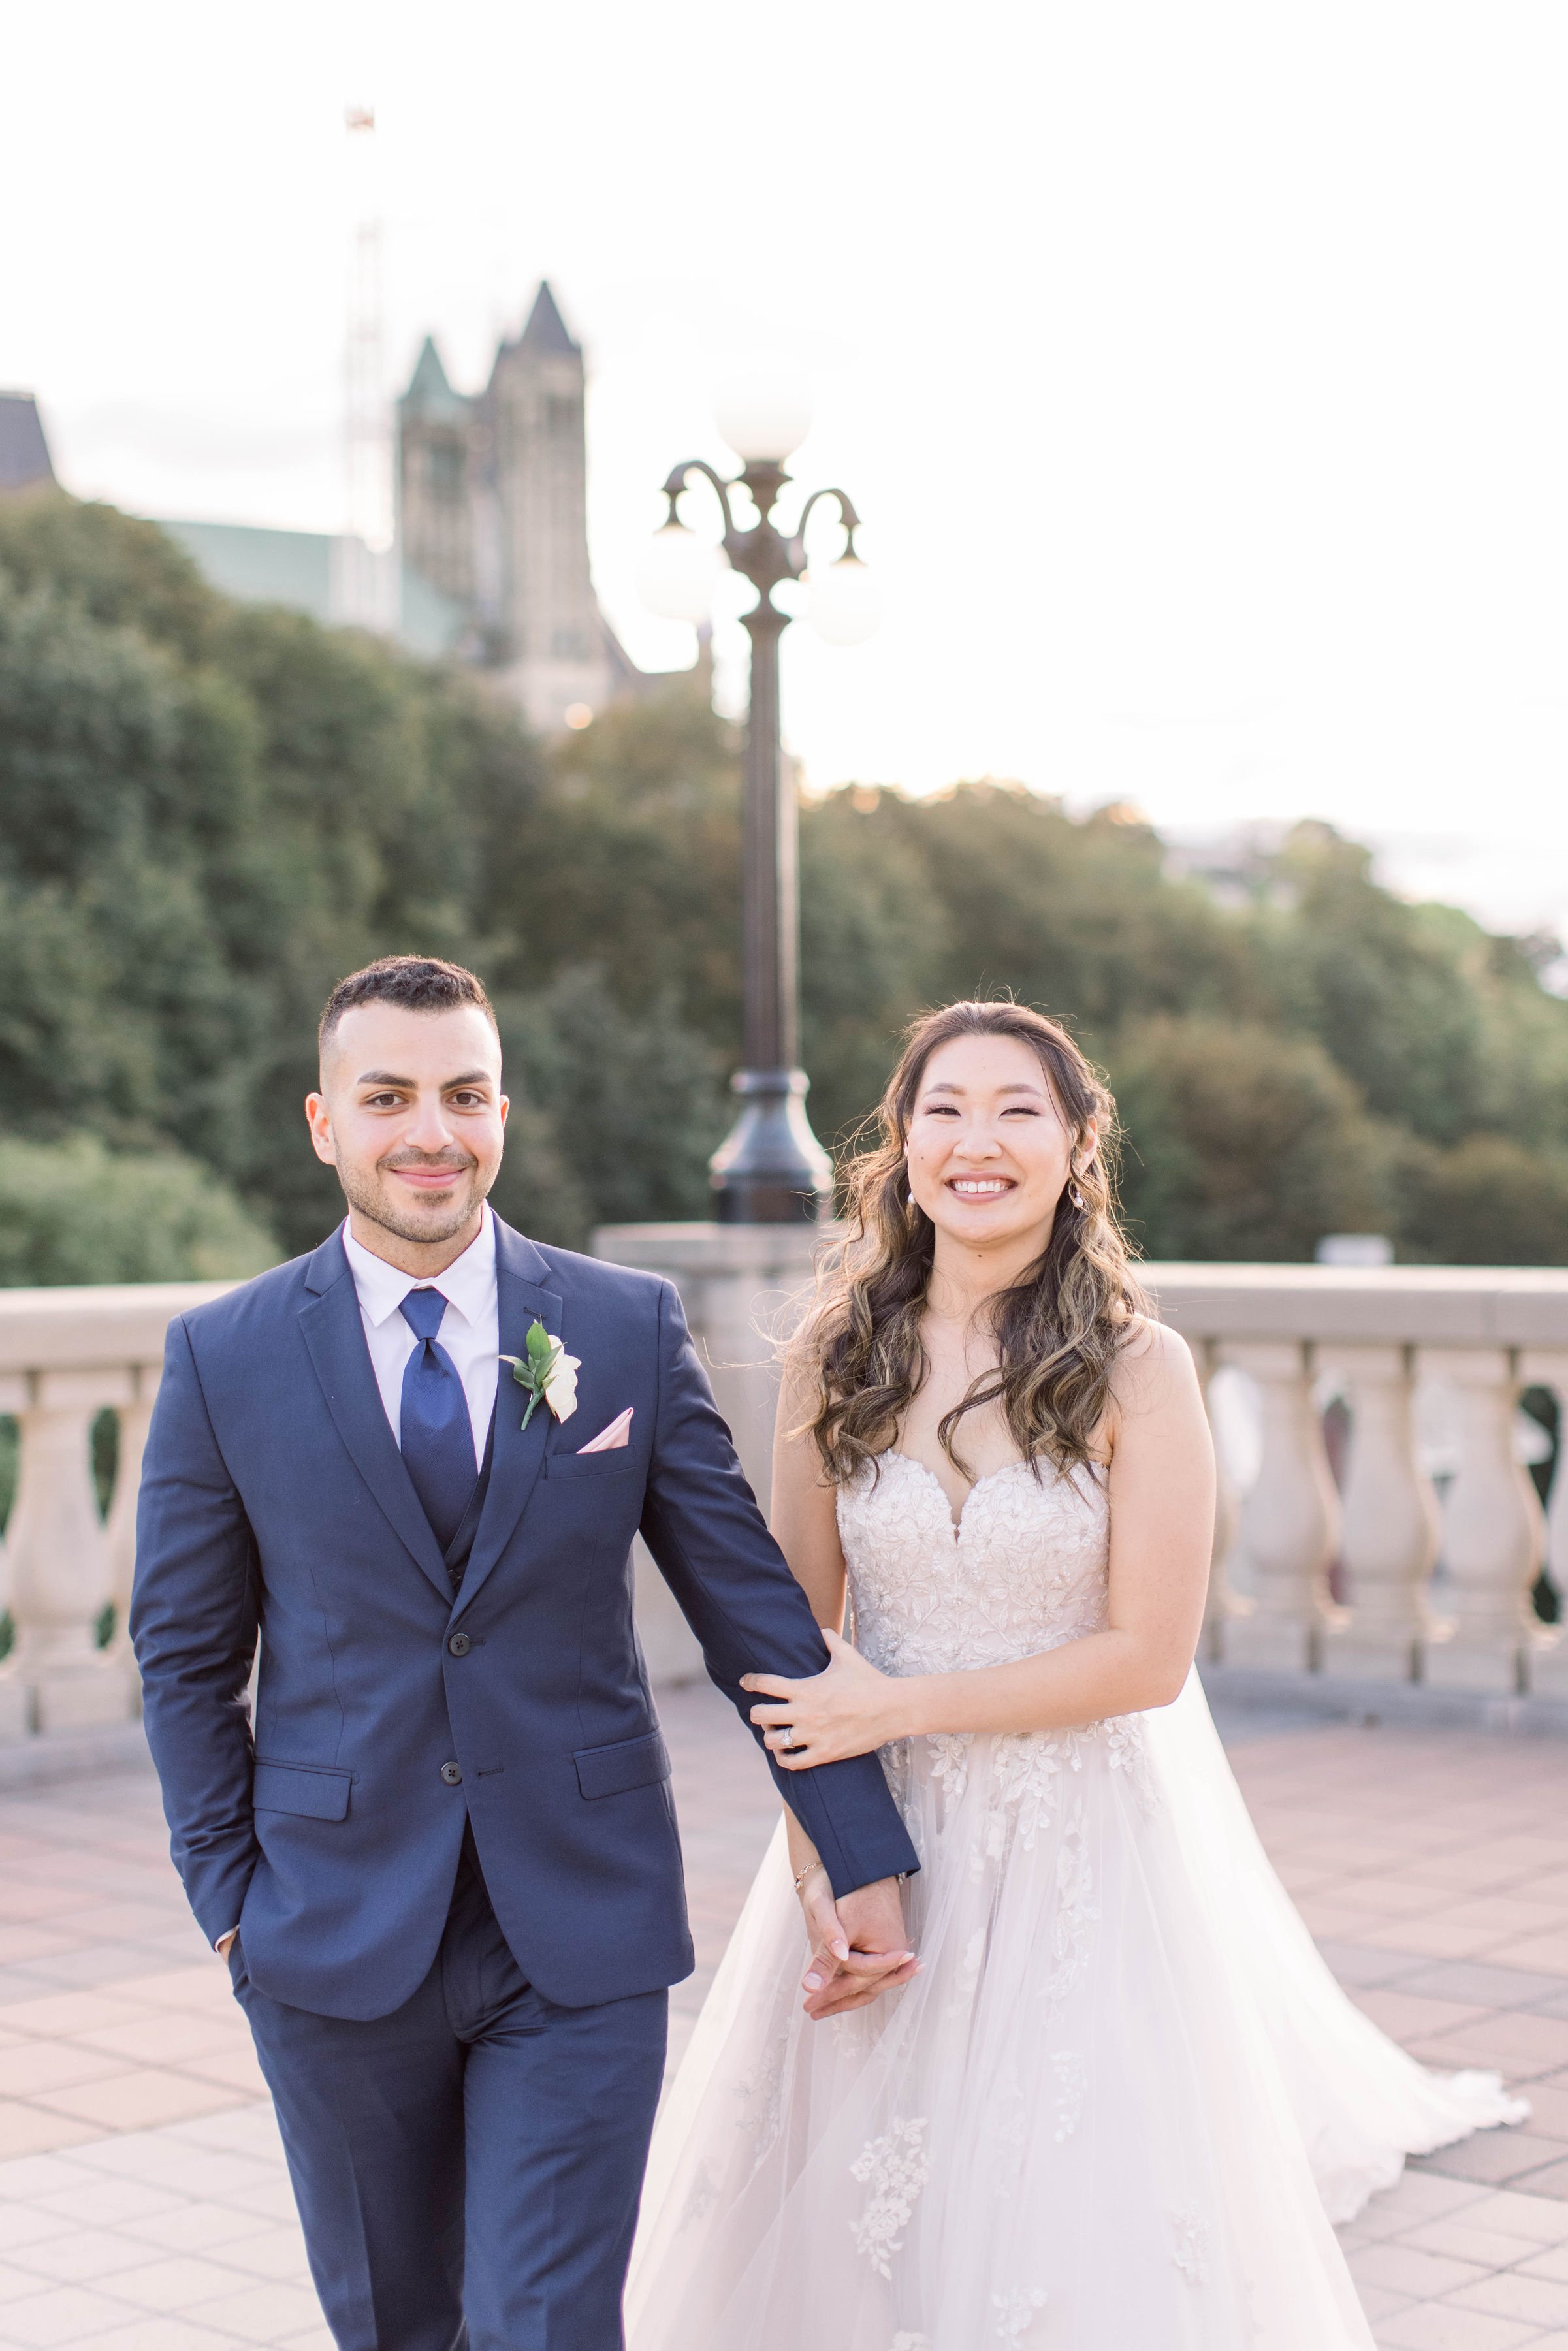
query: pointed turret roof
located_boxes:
[399,336,470,421]
[517,281,578,358]
[0,392,55,491]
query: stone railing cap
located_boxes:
[0,1283,236,1373]
[1140,1262,1568,1347]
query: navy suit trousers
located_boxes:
[232,1831,667,2351]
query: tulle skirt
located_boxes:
[626,1669,1526,2351]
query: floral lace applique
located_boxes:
[947,1926,987,2018]
[679,2160,720,2228]
[965,1714,1148,1878]
[1051,2048,1087,2141]
[734,2018,792,2171]
[1171,2211,1211,2285]
[1103,1711,1159,1810]
[830,2005,880,2059]
[850,2115,931,2279]
[838,1453,1110,1685]
[1041,1805,1099,2017]
[927,1730,974,1801]
[879,1736,913,1812]
[992,2285,1048,2341]
[978,1731,1070,1866]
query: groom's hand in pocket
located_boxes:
[801,1875,916,2022]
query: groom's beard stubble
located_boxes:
[339,1149,488,1247]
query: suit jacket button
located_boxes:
[448,1633,471,1657]
[440,1761,463,1786]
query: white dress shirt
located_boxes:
[342,1204,500,1469]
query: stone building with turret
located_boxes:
[7,298,639,737]
[398,282,640,733]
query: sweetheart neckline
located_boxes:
[880,1449,1033,1538]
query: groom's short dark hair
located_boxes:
[318,957,498,1053]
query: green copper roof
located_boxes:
[155,519,468,656]
[399,336,471,422]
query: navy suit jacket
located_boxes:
[131,1218,918,2020]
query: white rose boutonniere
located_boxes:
[500,1319,580,1431]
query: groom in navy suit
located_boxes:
[131,955,918,2351]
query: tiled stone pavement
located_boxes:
[0,1693,1557,2347]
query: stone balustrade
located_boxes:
[594,1232,1568,1703]
[0,1282,229,1737]
[0,1251,1561,1744]
[1139,1264,1568,1700]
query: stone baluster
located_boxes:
[1216,1341,1341,1672]
[1417,1347,1543,1695]
[0,1376,27,1737]
[692,1273,782,1511]
[104,1364,160,1676]
[1519,1349,1568,1698]
[1320,1345,1439,1682]
[1197,1344,1244,1662]
[0,1369,137,1732]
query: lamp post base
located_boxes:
[709,1068,834,1224]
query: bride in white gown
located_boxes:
[626,1001,1526,2351]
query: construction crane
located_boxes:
[337,104,397,631]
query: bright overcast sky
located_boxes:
[7,1,1568,940]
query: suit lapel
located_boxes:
[451,1221,564,1618]
[297,1232,453,1603]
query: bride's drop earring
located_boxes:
[1068,1160,1087,1212]
[902,1145,923,1224]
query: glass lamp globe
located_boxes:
[804,554,880,647]
[637,521,722,624]
[714,374,813,464]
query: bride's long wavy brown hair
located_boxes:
[797,1001,1146,1485]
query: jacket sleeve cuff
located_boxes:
[187,1857,256,1955]
[822,1823,921,1902]
[786,1752,921,1898]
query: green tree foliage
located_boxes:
[798,789,950,1153]
[1396,1137,1568,1267]
[0,1137,276,1284]
[3,491,1567,1268]
[493,968,728,1245]
[1110,1018,1398,1262]
[876,788,1258,1033]
[499,686,743,1037]
[1258,824,1568,1148]
[0,494,219,663]
[0,494,554,1258]
[794,786,1568,1260]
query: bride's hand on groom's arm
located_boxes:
[743,1631,910,1768]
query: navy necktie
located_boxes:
[398,1288,476,1551]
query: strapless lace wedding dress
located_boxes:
[627,1452,1526,2351]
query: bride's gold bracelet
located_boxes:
[792,1859,826,1898]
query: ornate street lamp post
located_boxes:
[641,391,877,1223]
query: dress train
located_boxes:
[628,1454,1525,2350]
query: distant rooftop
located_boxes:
[0,392,56,492]
[156,518,468,659]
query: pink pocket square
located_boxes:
[577,1407,633,1455]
